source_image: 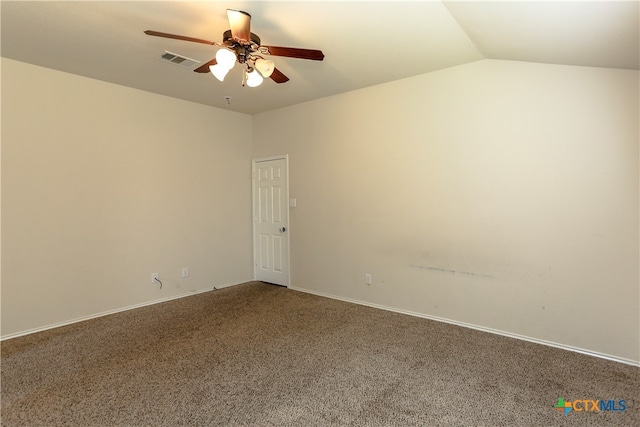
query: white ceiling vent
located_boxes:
[158,51,201,68]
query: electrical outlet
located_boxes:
[181,267,189,278]
[151,273,159,284]
[365,274,372,285]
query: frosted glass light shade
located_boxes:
[254,58,275,78]
[210,64,230,81]
[246,69,263,87]
[215,48,236,69]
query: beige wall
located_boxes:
[2,57,638,364]
[1,58,254,336]
[252,59,640,363]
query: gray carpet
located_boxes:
[1,281,638,426]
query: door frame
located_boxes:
[251,155,290,287]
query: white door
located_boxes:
[253,157,289,286]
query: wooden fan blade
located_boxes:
[144,30,219,46]
[262,46,324,61]
[270,68,290,84]
[194,58,217,73]
[227,9,251,42]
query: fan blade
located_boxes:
[194,58,217,73]
[227,9,251,42]
[262,46,324,61]
[270,68,290,84]
[144,30,220,46]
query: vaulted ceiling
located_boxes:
[2,1,638,115]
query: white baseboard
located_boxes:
[0,281,245,341]
[289,286,640,368]
[6,282,638,367]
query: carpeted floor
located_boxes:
[1,281,638,426]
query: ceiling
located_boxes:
[2,1,638,115]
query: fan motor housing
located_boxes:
[223,30,261,64]
[223,29,261,48]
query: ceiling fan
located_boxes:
[145,9,324,87]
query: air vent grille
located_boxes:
[158,51,201,68]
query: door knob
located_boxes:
[280,227,287,232]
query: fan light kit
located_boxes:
[210,47,274,87]
[145,9,324,88]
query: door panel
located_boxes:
[253,157,289,286]
[273,187,282,223]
